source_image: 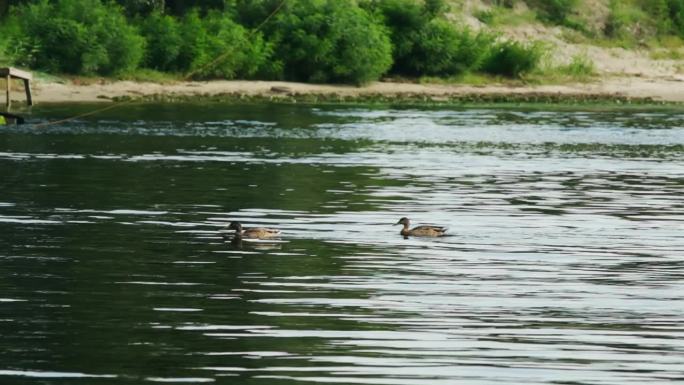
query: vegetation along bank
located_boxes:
[2,0,684,103]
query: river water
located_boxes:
[1,103,683,384]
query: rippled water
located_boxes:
[1,103,683,385]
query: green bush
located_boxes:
[647,0,684,36]
[140,11,183,71]
[482,40,545,77]
[233,0,285,28]
[6,0,144,75]
[605,1,649,41]
[186,10,274,79]
[362,0,495,77]
[269,0,393,84]
[115,0,165,17]
[0,17,28,66]
[175,10,207,73]
[361,0,431,75]
[407,20,494,76]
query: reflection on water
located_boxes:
[1,104,683,385]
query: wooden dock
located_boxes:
[1,67,33,109]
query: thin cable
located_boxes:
[32,99,135,128]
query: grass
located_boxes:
[558,53,596,78]
[472,6,538,27]
[114,69,181,84]
[650,49,684,60]
[648,35,684,60]
[419,72,517,86]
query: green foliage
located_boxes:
[0,0,559,83]
[115,0,165,17]
[0,17,23,65]
[559,53,596,77]
[423,0,448,17]
[361,0,432,75]
[270,0,393,84]
[474,9,496,25]
[232,0,284,28]
[175,10,207,72]
[6,0,144,75]
[407,20,495,76]
[176,0,228,16]
[482,40,545,77]
[187,10,274,79]
[525,0,587,31]
[643,0,684,36]
[605,0,651,42]
[526,0,578,24]
[140,11,183,71]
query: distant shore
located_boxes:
[27,75,684,105]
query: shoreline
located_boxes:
[21,76,684,106]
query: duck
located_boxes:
[225,221,281,239]
[395,217,447,237]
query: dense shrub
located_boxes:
[115,0,165,17]
[140,11,183,71]
[138,8,274,79]
[269,0,393,84]
[0,0,554,83]
[362,0,493,77]
[644,0,684,36]
[605,0,652,41]
[482,40,545,77]
[361,0,431,75]
[407,20,494,76]
[0,17,21,66]
[7,0,144,75]
[175,10,207,72]
[186,10,274,79]
[232,0,285,28]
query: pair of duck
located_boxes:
[225,217,447,239]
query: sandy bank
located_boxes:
[26,75,684,105]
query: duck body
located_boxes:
[395,217,447,237]
[226,221,281,239]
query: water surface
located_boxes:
[1,103,683,385]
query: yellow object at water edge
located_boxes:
[0,115,6,125]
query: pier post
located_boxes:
[5,73,10,109]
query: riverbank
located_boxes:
[28,75,684,106]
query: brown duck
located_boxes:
[226,221,281,239]
[395,217,447,237]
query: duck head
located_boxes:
[227,221,243,232]
[395,217,410,226]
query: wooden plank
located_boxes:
[0,67,32,80]
[1,67,34,107]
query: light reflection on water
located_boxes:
[0,104,683,385]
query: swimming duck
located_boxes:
[395,217,447,237]
[226,221,281,239]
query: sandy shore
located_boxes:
[25,75,684,105]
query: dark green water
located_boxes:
[1,103,683,385]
